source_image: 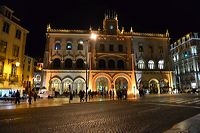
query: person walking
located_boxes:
[15,90,20,104]
[109,90,112,99]
[28,91,32,104]
[33,92,37,102]
[79,90,83,102]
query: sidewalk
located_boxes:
[164,113,200,133]
[0,96,120,110]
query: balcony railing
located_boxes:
[0,73,7,81]
[9,74,18,82]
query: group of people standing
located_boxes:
[116,89,127,100]
[14,89,37,105]
[79,90,85,102]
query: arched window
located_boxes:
[76,59,84,69]
[158,60,164,69]
[77,44,83,50]
[117,60,124,69]
[65,59,72,69]
[53,58,61,69]
[66,42,72,50]
[148,60,154,69]
[108,59,115,69]
[54,43,61,50]
[99,59,106,69]
[138,60,145,69]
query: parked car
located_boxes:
[183,88,192,93]
[38,89,55,98]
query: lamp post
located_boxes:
[85,33,97,102]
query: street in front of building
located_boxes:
[0,94,200,133]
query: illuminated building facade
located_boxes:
[22,55,34,93]
[33,58,43,91]
[170,33,200,91]
[43,13,172,96]
[0,6,29,97]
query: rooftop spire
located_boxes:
[130,27,133,33]
[166,29,169,37]
[47,24,51,31]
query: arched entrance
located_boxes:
[149,79,160,94]
[113,73,132,95]
[73,78,85,95]
[115,77,128,91]
[62,78,73,95]
[96,77,109,95]
[51,78,62,94]
[92,73,112,93]
[160,79,169,94]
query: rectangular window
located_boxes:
[15,29,21,39]
[0,61,4,74]
[28,65,30,72]
[118,45,123,52]
[109,45,114,51]
[28,59,31,64]
[2,22,10,33]
[0,41,7,53]
[11,64,16,75]
[12,45,19,57]
[149,46,153,53]
[159,46,163,54]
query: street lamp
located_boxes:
[85,33,97,102]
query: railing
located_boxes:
[0,73,7,81]
[9,74,18,82]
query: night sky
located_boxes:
[1,0,200,58]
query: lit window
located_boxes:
[148,60,154,69]
[138,60,145,69]
[191,46,197,55]
[54,43,61,50]
[176,54,179,61]
[77,41,83,50]
[183,51,188,58]
[158,60,164,69]
[139,46,143,52]
[173,56,176,62]
[66,42,72,50]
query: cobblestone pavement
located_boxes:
[0,94,200,133]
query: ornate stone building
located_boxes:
[0,6,29,97]
[170,32,200,92]
[43,13,172,96]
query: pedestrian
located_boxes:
[88,90,91,100]
[112,90,114,100]
[33,92,37,101]
[79,90,82,102]
[28,91,32,104]
[109,90,112,99]
[15,90,20,104]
